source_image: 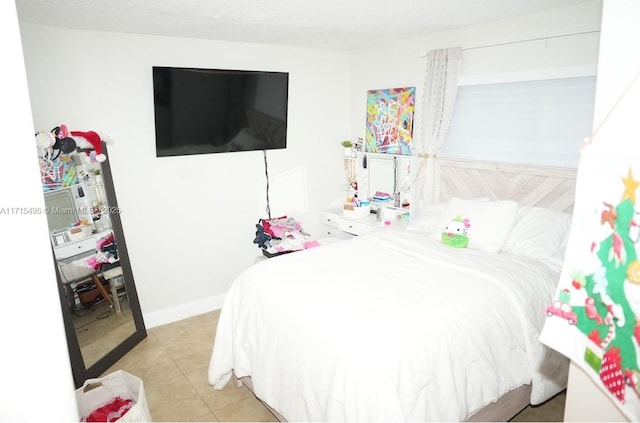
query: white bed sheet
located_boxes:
[208,230,568,421]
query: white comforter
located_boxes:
[208,230,568,421]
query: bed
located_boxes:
[208,158,576,421]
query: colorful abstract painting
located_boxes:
[365,87,415,155]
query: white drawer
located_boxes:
[336,219,374,236]
[54,236,96,260]
[324,212,375,236]
[323,212,341,229]
[322,225,355,240]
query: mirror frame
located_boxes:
[51,142,146,388]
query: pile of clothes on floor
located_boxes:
[253,216,319,257]
[87,232,119,270]
[82,396,132,422]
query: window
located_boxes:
[439,76,596,168]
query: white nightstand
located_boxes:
[322,207,409,239]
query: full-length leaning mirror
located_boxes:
[36,127,146,388]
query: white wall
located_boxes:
[0,2,78,421]
[347,0,602,156]
[563,0,640,420]
[18,23,351,327]
[16,1,604,329]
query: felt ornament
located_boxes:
[71,130,106,162]
[440,214,470,248]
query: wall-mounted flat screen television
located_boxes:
[152,67,289,157]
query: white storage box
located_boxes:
[68,224,93,241]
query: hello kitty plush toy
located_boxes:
[440,214,471,248]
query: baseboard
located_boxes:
[142,293,226,329]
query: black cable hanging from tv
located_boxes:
[263,150,271,219]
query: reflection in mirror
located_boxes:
[37,132,146,386]
[367,156,397,200]
[360,153,412,211]
[43,152,133,368]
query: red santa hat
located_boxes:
[71,130,106,162]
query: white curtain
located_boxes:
[411,47,462,209]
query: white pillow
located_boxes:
[502,206,572,261]
[407,198,489,234]
[432,197,518,253]
[406,203,446,233]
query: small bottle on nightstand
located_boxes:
[393,192,401,208]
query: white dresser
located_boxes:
[321,207,409,239]
[53,230,114,260]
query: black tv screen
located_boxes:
[152,67,289,157]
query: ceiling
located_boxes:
[15,0,591,50]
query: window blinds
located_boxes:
[439,76,596,168]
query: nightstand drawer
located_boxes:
[54,236,96,260]
[335,218,373,236]
[324,213,341,229]
[322,225,355,239]
[324,212,376,236]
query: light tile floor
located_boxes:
[103,309,277,422]
[103,309,565,422]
